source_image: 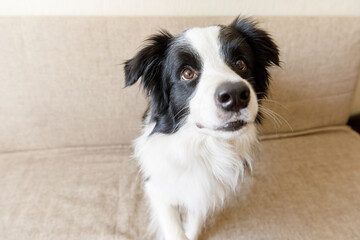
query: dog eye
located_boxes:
[234,59,247,71]
[181,67,197,81]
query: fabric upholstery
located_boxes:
[1,16,359,240]
[0,17,359,152]
[1,127,359,240]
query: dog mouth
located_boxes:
[196,120,248,132]
[216,120,247,131]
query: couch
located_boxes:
[0,16,359,240]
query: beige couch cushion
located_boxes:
[1,127,359,240]
[0,17,359,152]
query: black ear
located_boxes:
[124,31,173,90]
[231,17,279,67]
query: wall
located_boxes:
[0,0,359,16]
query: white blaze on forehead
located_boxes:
[184,26,221,64]
[184,26,240,81]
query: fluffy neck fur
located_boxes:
[134,119,258,218]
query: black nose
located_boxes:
[215,82,250,112]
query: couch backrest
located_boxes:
[0,16,359,152]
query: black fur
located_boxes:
[124,18,279,134]
[124,32,202,134]
[219,17,280,123]
[124,31,173,112]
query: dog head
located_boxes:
[125,17,279,138]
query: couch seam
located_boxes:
[0,144,132,156]
[0,126,358,155]
[260,125,358,141]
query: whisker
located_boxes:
[171,118,186,134]
[260,106,283,128]
[174,109,189,120]
[260,111,280,134]
[173,105,189,119]
[259,98,290,113]
[265,107,294,132]
[259,106,281,129]
[259,105,294,132]
[264,112,281,129]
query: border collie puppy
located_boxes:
[124,17,279,240]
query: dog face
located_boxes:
[125,18,279,138]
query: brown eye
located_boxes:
[181,67,196,81]
[235,59,246,71]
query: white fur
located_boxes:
[185,26,259,138]
[134,26,259,240]
[135,122,257,240]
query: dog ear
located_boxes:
[231,17,279,67]
[124,31,173,90]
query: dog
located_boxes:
[124,17,279,240]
